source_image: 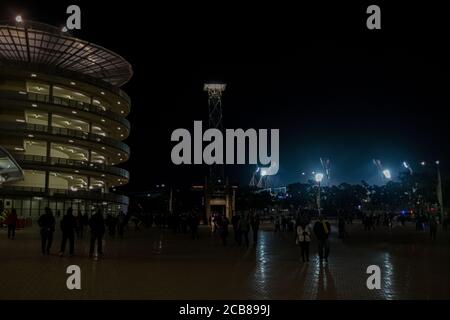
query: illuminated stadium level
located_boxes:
[0,19,132,217]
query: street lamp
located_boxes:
[315,173,324,215]
[315,173,324,183]
[436,160,444,223]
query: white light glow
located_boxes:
[382,169,391,179]
[315,173,324,183]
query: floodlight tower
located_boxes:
[202,83,235,222]
[315,173,324,215]
[204,83,226,183]
[204,83,226,131]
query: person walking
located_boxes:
[105,213,113,236]
[338,215,346,239]
[89,209,105,257]
[429,216,438,240]
[132,213,141,231]
[232,213,241,245]
[117,211,126,238]
[59,208,77,257]
[82,212,89,237]
[38,207,55,255]
[296,222,311,262]
[274,216,281,233]
[313,216,331,263]
[251,213,260,246]
[190,211,200,240]
[219,215,229,246]
[5,208,18,239]
[443,214,448,231]
[210,213,218,235]
[75,210,83,239]
[239,214,250,247]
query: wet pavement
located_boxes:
[0,221,449,299]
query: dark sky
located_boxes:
[1,1,449,190]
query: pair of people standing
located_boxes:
[296,216,331,263]
[38,207,73,256]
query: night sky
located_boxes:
[1,1,449,190]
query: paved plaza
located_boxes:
[0,220,449,299]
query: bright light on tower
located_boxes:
[421,161,426,166]
[315,173,324,183]
[382,169,391,179]
[403,161,409,169]
[203,83,226,92]
[436,160,440,165]
[15,15,23,23]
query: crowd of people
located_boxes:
[360,211,446,241]
[1,204,448,263]
[35,207,128,258]
[264,207,449,263]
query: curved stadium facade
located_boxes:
[0,20,132,217]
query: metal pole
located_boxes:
[317,181,321,216]
[437,162,444,223]
[169,187,173,214]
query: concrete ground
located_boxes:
[0,220,449,299]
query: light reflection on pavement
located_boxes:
[0,221,449,299]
